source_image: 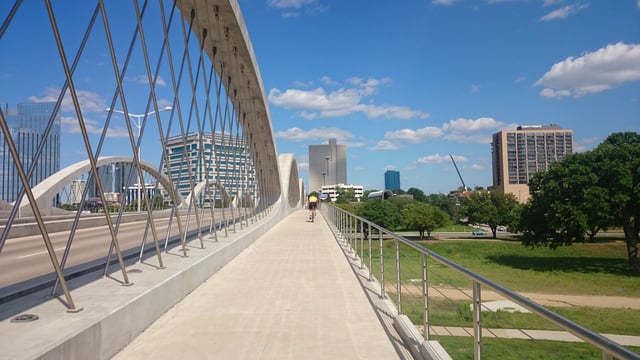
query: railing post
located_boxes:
[359,218,364,270]
[379,229,385,299]
[367,222,373,281]
[395,238,401,314]
[422,253,429,340]
[473,281,482,360]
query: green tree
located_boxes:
[521,132,640,273]
[356,199,402,231]
[335,186,356,204]
[425,193,457,219]
[407,187,427,202]
[460,190,520,238]
[401,202,450,239]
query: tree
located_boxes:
[425,193,457,219]
[407,187,427,202]
[460,190,520,238]
[335,186,356,204]
[356,199,402,231]
[401,202,450,239]
[520,132,640,273]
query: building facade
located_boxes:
[0,102,60,204]
[490,124,573,203]
[319,183,363,202]
[308,138,347,193]
[163,132,256,207]
[384,170,400,191]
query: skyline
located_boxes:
[1,1,639,196]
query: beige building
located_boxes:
[490,124,573,203]
[308,138,347,193]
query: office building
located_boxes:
[319,183,363,202]
[384,170,400,191]
[0,102,60,204]
[490,124,573,203]
[308,138,347,192]
[163,132,256,206]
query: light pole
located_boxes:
[105,106,172,212]
[324,155,330,186]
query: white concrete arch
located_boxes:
[183,180,231,208]
[16,156,183,216]
[278,153,301,209]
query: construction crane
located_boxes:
[449,154,470,192]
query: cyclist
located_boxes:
[308,195,318,221]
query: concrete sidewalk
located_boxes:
[112,210,408,360]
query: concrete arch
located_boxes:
[278,153,301,209]
[183,180,231,208]
[16,156,182,216]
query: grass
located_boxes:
[356,235,640,357]
[432,336,640,360]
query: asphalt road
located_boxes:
[0,209,245,290]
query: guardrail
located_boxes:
[322,204,639,360]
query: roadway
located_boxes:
[0,208,246,291]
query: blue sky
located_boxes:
[1,1,639,195]
[240,0,640,193]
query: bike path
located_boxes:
[112,210,407,359]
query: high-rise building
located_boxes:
[490,124,573,203]
[0,102,61,204]
[384,170,400,191]
[163,132,255,206]
[308,138,347,192]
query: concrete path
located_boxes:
[112,210,407,360]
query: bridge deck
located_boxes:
[112,210,409,359]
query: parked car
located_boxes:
[472,230,486,236]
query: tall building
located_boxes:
[163,132,256,206]
[384,170,400,191]
[308,138,347,192]
[490,124,573,203]
[0,102,61,204]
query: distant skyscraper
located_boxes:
[384,170,400,191]
[308,138,347,192]
[490,124,573,203]
[0,102,60,203]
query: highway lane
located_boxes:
[0,208,250,290]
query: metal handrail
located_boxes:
[323,204,639,360]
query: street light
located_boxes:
[105,106,172,212]
[324,155,330,186]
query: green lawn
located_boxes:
[358,235,640,357]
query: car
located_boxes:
[472,230,486,236]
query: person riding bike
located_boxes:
[308,195,318,221]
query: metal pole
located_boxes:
[473,281,482,360]
[422,253,429,340]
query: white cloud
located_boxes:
[268,0,316,9]
[371,140,399,151]
[274,127,353,142]
[442,117,508,143]
[29,87,106,113]
[383,126,443,144]
[127,74,167,87]
[417,153,468,164]
[268,77,429,120]
[540,3,588,21]
[535,42,640,98]
[543,0,566,6]
[432,0,456,5]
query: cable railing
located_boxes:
[322,204,639,360]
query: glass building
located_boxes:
[0,102,61,204]
[163,132,256,207]
[384,170,400,191]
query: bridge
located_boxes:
[0,1,638,359]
